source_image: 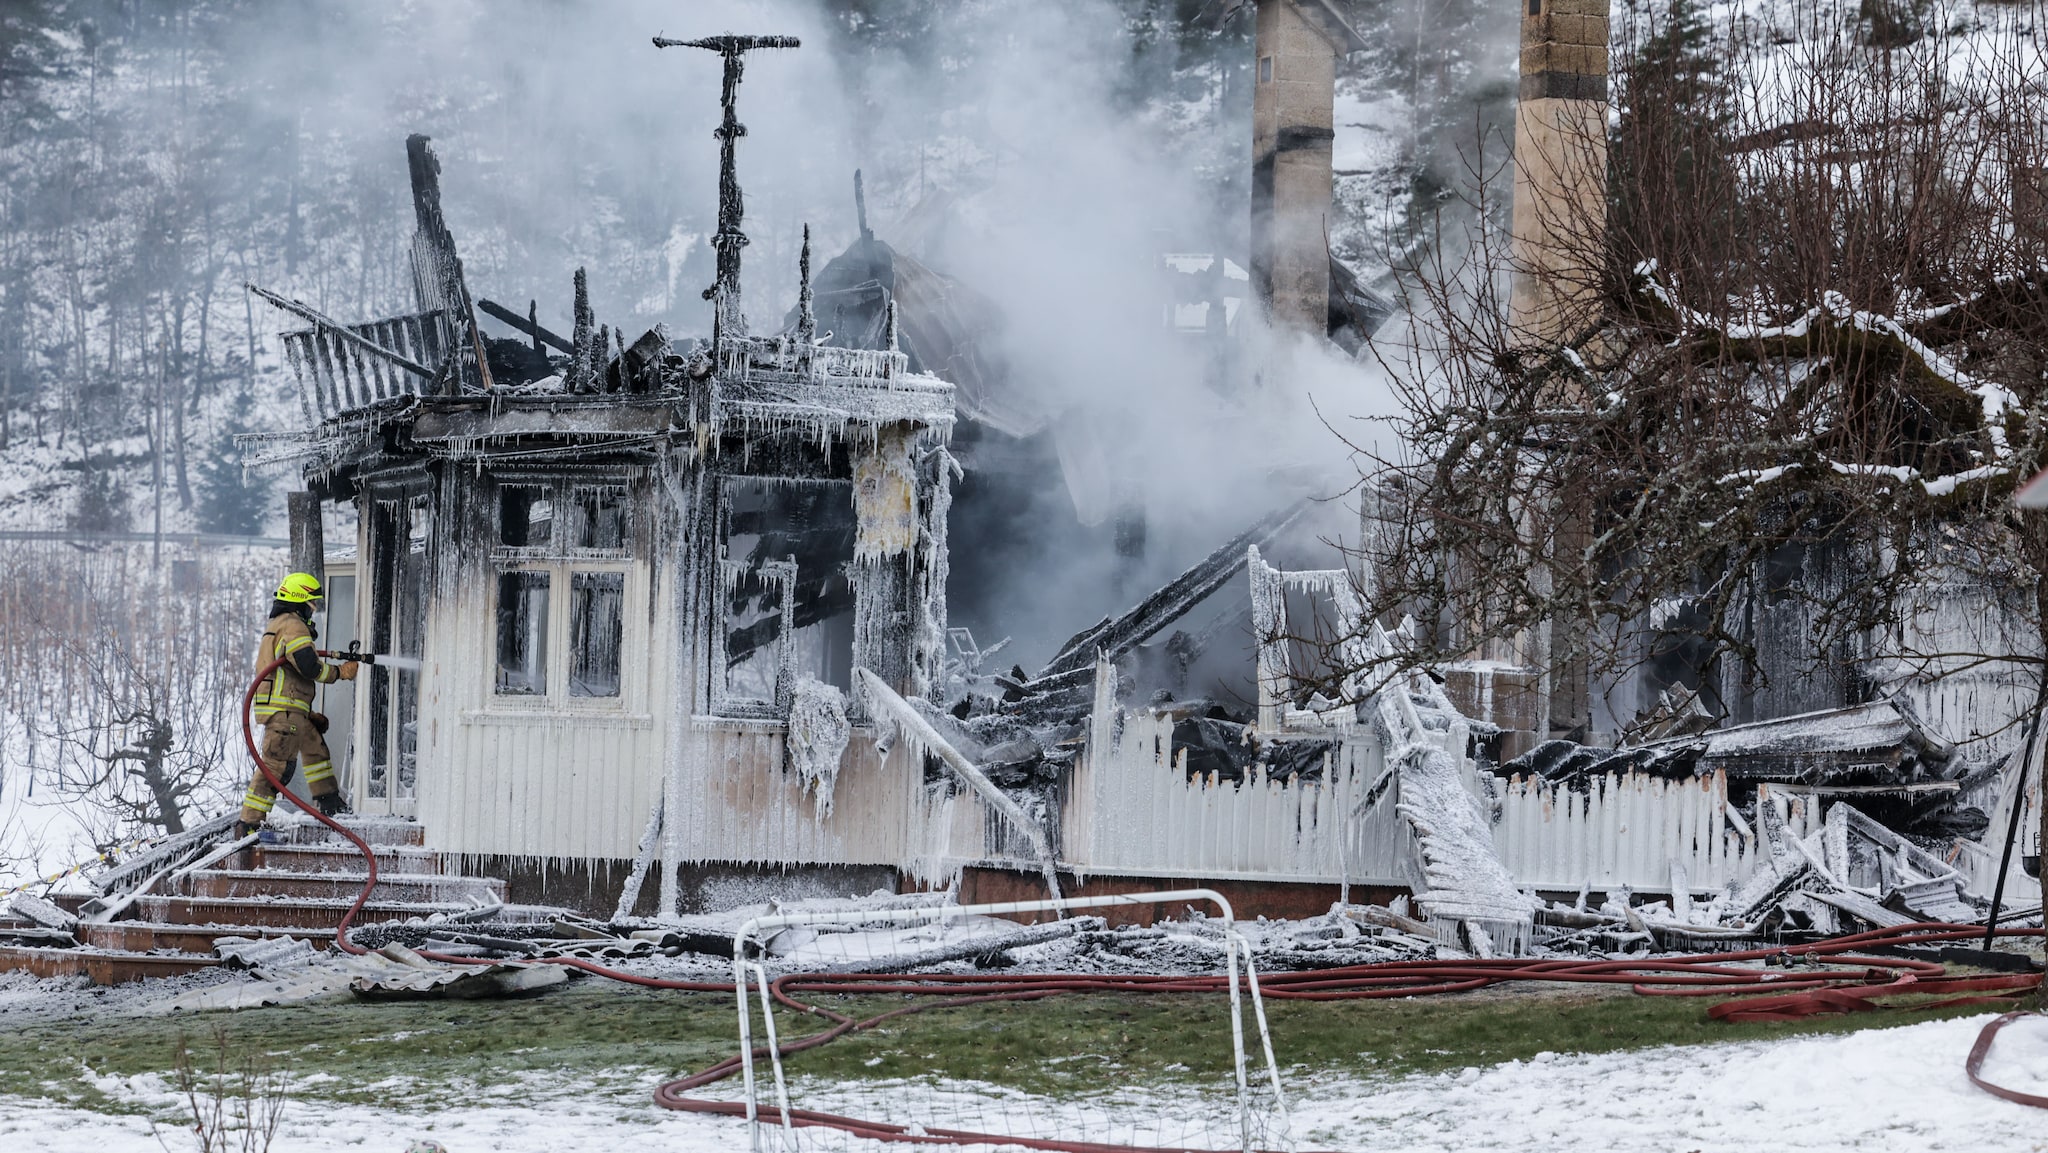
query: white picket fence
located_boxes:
[1491,770,1761,893]
[1056,707,1411,885]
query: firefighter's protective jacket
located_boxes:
[253,611,338,719]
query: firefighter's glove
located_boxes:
[337,661,360,681]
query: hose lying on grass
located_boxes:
[244,653,2048,1147]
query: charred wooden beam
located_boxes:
[478,297,574,354]
[406,134,493,394]
[247,284,436,378]
[727,582,856,666]
[287,492,324,584]
[1037,499,1314,680]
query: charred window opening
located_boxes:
[495,571,551,695]
[576,487,627,553]
[500,485,554,547]
[570,571,624,697]
[720,476,857,713]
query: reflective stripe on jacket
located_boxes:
[252,612,336,718]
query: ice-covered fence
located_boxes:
[934,665,1407,886]
[1492,771,1754,893]
[1057,706,1407,884]
[1492,770,1766,893]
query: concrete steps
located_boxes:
[166,868,504,904]
[130,893,486,930]
[0,816,525,984]
[253,843,445,874]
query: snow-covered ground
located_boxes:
[6,1012,2048,1151]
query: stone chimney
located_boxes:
[1250,0,1364,335]
[1509,0,1611,342]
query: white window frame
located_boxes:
[489,478,637,712]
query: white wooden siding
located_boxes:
[415,562,671,859]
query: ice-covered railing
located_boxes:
[708,333,956,451]
[717,334,937,393]
[252,279,451,421]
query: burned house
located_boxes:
[235,74,1508,935]
[249,40,962,911]
[13,11,2048,996]
[218,17,2023,945]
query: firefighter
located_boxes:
[237,572,359,836]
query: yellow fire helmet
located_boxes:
[275,572,325,604]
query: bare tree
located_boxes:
[34,624,230,837]
[156,1028,287,1153]
[1344,0,2048,747]
[1,540,274,861]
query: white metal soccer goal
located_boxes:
[724,888,1295,1153]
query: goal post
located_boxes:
[727,888,1293,1153]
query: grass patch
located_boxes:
[0,974,2009,1111]
[781,983,2003,1090]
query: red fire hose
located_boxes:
[241,655,2048,1145]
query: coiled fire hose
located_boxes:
[242,655,2048,1143]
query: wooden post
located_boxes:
[287,491,324,584]
[529,299,544,359]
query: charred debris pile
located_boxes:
[1499,693,2036,944]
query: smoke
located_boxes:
[222,0,854,328]
[819,2,1402,666]
[218,0,1397,669]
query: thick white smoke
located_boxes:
[240,0,1399,666]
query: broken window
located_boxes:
[570,571,624,697]
[496,571,551,695]
[575,486,627,552]
[720,477,858,713]
[1259,56,1273,84]
[490,476,637,704]
[500,485,554,548]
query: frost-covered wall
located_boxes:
[414,566,668,860]
[1868,575,2041,766]
[364,466,671,859]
